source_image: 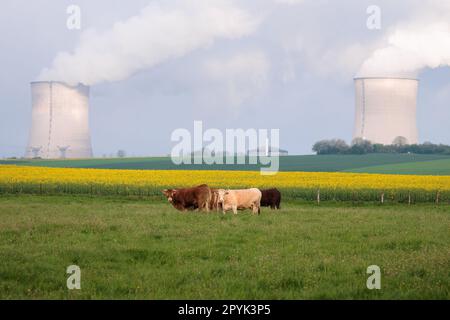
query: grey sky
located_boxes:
[1,0,449,158]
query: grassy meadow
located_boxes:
[0,195,449,299]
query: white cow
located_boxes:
[217,188,262,215]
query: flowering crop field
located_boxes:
[1,165,450,203]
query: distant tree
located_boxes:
[312,140,327,154]
[312,138,450,155]
[392,136,409,146]
[350,138,374,154]
[334,139,349,153]
[312,139,349,155]
[372,143,387,153]
[351,137,364,146]
[117,150,126,158]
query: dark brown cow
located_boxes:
[162,184,211,212]
[260,188,281,210]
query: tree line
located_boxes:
[312,137,450,155]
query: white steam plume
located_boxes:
[38,0,258,86]
[358,6,450,78]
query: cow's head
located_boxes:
[162,189,177,203]
[216,189,228,204]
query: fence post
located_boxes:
[436,191,440,205]
[408,192,411,205]
[317,189,320,205]
[381,192,384,204]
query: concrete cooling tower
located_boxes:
[353,77,419,145]
[25,81,93,159]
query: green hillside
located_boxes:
[346,158,450,175]
[1,154,450,174]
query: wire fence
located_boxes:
[0,182,449,205]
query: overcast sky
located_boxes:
[1,0,449,158]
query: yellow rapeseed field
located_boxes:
[1,165,450,191]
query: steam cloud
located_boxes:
[38,0,258,86]
[359,14,450,77]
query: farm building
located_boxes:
[247,147,289,157]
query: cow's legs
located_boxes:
[252,204,260,215]
[232,205,238,215]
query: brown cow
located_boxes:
[209,188,224,211]
[218,188,262,215]
[162,184,211,212]
[260,188,281,210]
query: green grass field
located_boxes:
[0,195,449,299]
[2,154,450,175]
[346,158,450,175]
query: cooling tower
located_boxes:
[25,81,93,159]
[352,77,419,145]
